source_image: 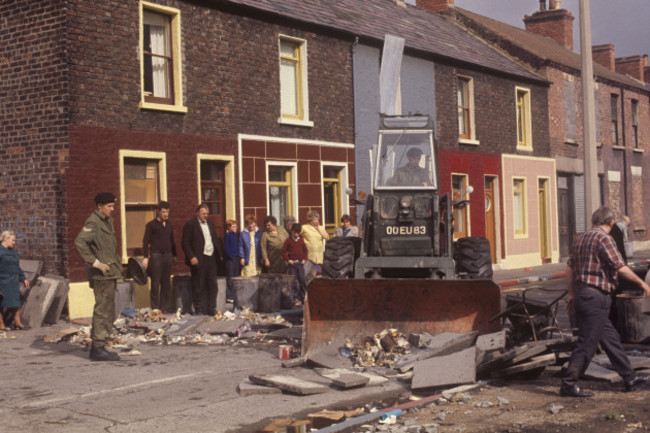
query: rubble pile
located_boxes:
[44,307,300,352]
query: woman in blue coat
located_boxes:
[239,214,263,276]
[0,231,30,330]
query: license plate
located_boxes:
[385,225,427,235]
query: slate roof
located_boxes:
[216,0,544,83]
[451,7,647,92]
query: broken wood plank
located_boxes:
[249,374,329,395]
[491,353,556,377]
[476,347,519,374]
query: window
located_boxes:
[611,94,620,146]
[452,174,469,239]
[513,178,526,236]
[140,3,186,112]
[279,36,311,126]
[516,88,532,149]
[457,76,477,143]
[268,165,296,225]
[120,153,167,259]
[632,99,639,149]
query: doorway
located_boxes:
[538,178,551,263]
[484,176,498,263]
[200,160,226,237]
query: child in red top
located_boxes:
[282,223,308,306]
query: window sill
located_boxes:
[612,145,626,151]
[516,145,533,152]
[459,138,480,146]
[278,118,314,128]
[633,148,644,154]
[514,233,528,239]
[633,227,646,232]
[564,139,578,146]
[139,101,188,113]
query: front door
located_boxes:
[200,160,226,238]
[557,175,570,259]
[484,176,497,263]
[538,178,551,263]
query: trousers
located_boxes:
[562,287,635,387]
[91,279,116,349]
[190,253,217,315]
[149,252,173,311]
[287,262,306,302]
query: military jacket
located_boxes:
[74,210,123,285]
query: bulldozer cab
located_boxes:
[374,115,437,191]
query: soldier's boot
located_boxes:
[90,346,120,361]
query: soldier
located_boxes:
[389,147,430,186]
[74,192,123,362]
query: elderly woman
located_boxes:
[261,216,288,274]
[301,211,329,268]
[334,214,359,238]
[0,231,30,330]
[239,214,263,276]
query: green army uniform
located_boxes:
[389,164,430,186]
[74,210,123,350]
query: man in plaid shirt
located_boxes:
[561,207,650,397]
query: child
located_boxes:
[282,223,308,307]
[224,219,241,302]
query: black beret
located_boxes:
[94,192,117,205]
[407,147,423,158]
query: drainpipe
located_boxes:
[620,86,628,216]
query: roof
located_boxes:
[451,7,647,91]
[216,0,544,83]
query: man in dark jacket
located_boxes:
[182,203,223,315]
[142,201,177,312]
[74,192,123,362]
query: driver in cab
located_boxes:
[389,147,430,186]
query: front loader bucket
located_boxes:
[303,278,501,357]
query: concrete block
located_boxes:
[42,274,70,324]
[476,330,506,353]
[316,368,388,386]
[396,331,478,372]
[306,337,354,369]
[411,346,476,390]
[20,259,43,289]
[249,374,330,395]
[329,373,370,389]
[408,332,434,348]
[216,277,226,313]
[115,280,134,320]
[165,315,209,337]
[20,278,56,329]
[237,379,282,396]
[583,362,622,383]
[198,318,246,335]
[592,354,650,371]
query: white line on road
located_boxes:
[21,370,214,409]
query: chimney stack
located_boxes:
[592,44,615,71]
[524,5,574,50]
[615,55,648,81]
[645,65,650,83]
[415,0,454,13]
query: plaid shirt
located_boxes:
[567,226,625,293]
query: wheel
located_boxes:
[322,238,356,278]
[454,236,493,279]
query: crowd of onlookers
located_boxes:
[223,211,358,307]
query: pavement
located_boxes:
[493,250,650,288]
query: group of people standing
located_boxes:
[223,211,357,307]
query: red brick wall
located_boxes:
[67,125,238,281]
[434,64,550,158]
[65,0,354,143]
[0,0,69,274]
[523,9,574,51]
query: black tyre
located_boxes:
[322,237,356,278]
[454,236,493,279]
